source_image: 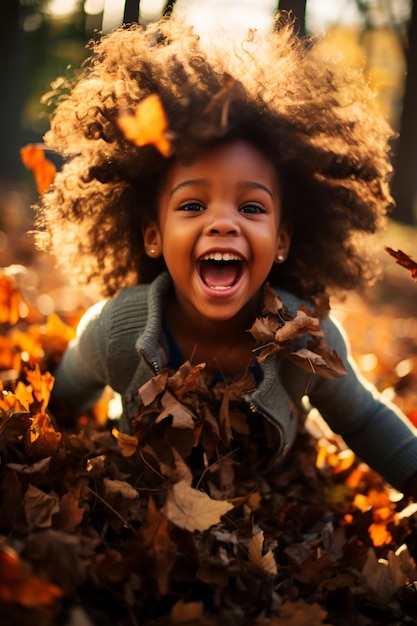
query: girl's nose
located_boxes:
[205,205,240,236]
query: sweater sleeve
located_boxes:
[308,315,417,492]
[51,300,111,412]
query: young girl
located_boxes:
[39,16,417,498]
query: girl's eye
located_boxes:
[239,203,266,215]
[178,201,205,212]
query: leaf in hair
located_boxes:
[117,94,173,157]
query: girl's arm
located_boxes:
[308,315,417,495]
[51,300,111,414]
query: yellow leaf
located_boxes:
[117,94,173,157]
[166,480,233,532]
[248,529,278,576]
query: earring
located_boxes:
[276,254,285,263]
[149,249,156,255]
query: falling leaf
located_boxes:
[248,529,278,576]
[20,144,56,195]
[385,246,417,280]
[117,94,173,157]
[166,480,234,532]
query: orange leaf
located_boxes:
[26,412,61,459]
[117,94,173,157]
[20,144,56,195]
[369,522,392,547]
[24,364,55,411]
[0,543,62,606]
[0,272,20,325]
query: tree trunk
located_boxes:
[0,0,23,178]
[277,0,306,36]
[390,0,417,224]
[124,0,140,24]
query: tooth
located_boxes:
[214,252,222,261]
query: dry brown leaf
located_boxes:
[166,480,234,532]
[156,390,196,428]
[112,427,138,456]
[103,478,138,500]
[139,371,169,406]
[23,484,60,531]
[248,529,278,577]
[170,599,204,624]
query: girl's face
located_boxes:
[144,141,291,325]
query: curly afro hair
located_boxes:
[36,14,394,299]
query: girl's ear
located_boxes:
[275,221,292,264]
[143,221,163,258]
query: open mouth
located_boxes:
[198,252,244,290]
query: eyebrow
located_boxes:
[170,179,274,200]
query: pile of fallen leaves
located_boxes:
[1,267,417,626]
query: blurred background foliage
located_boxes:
[1,1,416,211]
[0,0,416,286]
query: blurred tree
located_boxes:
[391,0,417,224]
[0,0,23,178]
[277,0,306,35]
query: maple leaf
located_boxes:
[248,529,278,577]
[385,246,417,280]
[0,272,20,325]
[117,94,173,157]
[20,144,56,195]
[26,411,62,459]
[24,364,55,411]
[0,542,62,607]
[166,480,234,532]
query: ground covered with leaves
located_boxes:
[2,243,417,625]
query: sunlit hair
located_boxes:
[37,14,394,299]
